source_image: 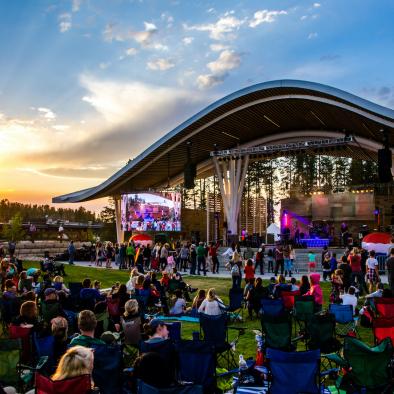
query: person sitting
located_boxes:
[17,271,32,294]
[121,299,142,346]
[190,289,206,315]
[79,278,104,310]
[267,277,277,297]
[111,284,129,315]
[143,319,169,343]
[340,286,358,315]
[304,273,323,312]
[366,282,384,298]
[51,316,69,367]
[198,288,224,315]
[126,268,140,292]
[169,289,186,316]
[290,277,299,291]
[12,301,41,331]
[133,352,174,389]
[70,310,106,347]
[53,276,70,294]
[273,274,292,298]
[299,275,310,296]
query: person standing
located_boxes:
[366,250,380,294]
[180,244,189,272]
[160,244,169,270]
[143,244,152,270]
[67,241,75,265]
[190,244,197,275]
[255,246,264,275]
[274,245,284,276]
[209,242,220,274]
[126,242,135,268]
[386,248,394,294]
[119,243,126,270]
[196,242,206,276]
[348,248,365,295]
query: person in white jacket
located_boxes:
[198,288,224,315]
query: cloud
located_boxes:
[207,49,241,74]
[38,166,117,179]
[37,107,56,121]
[58,13,72,33]
[144,22,157,32]
[308,32,318,39]
[125,47,138,56]
[300,15,308,20]
[360,86,394,109]
[52,125,70,131]
[290,62,346,80]
[249,9,287,28]
[183,14,244,40]
[182,37,194,45]
[313,3,321,7]
[320,54,340,62]
[99,62,110,69]
[146,58,175,71]
[210,43,229,52]
[197,49,241,89]
[72,0,82,12]
[21,76,214,169]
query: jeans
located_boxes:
[284,258,292,275]
[274,259,284,275]
[232,275,241,289]
[190,258,197,275]
[211,256,219,273]
[255,259,264,274]
[68,253,75,264]
[197,256,206,275]
[351,271,366,295]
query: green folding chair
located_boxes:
[0,338,21,387]
[293,295,315,336]
[261,313,296,352]
[324,336,393,393]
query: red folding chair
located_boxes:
[8,325,32,364]
[107,297,120,319]
[35,373,92,394]
[281,290,300,311]
[374,298,394,318]
[373,317,394,346]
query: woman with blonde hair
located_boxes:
[52,345,94,381]
[53,276,70,293]
[198,288,224,315]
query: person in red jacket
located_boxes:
[209,242,220,274]
[244,259,255,285]
[347,247,365,295]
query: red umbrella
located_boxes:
[130,233,153,242]
[362,232,393,254]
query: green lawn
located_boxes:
[24,262,374,359]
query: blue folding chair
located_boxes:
[91,343,123,394]
[167,322,182,341]
[227,288,245,321]
[199,313,243,370]
[67,282,83,311]
[329,304,358,337]
[266,348,321,394]
[137,380,203,394]
[33,334,55,372]
[260,298,285,317]
[175,340,216,391]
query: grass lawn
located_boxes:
[24,261,374,360]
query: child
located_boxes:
[330,269,344,303]
[330,253,338,275]
[366,250,380,294]
[308,251,316,273]
[322,254,331,281]
[304,273,323,312]
[170,289,186,316]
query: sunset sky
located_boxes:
[1,0,393,214]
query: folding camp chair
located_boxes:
[33,333,55,372]
[374,297,394,318]
[325,336,393,393]
[91,343,123,394]
[328,303,358,337]
[35,373,92,394]
[137,379,203,394]
[0,338,21,387]
[260,298,285,318]
[121,316,142,366]
[175,340,216,391]
[280,290,300,311]
[68,282,83,311]
[373,317,394,346]
[293,296,314,336]
[265,348,321,394]
[199,313,244,370]
[227,287,245,321]
[261,314,295,352]
[8,325,32,364]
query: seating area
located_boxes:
[1,257,394,394]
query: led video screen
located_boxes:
[121,192,181,232]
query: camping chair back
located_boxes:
[261,314,293,351]
[294,296,315,322]
[137,380,203,394]
[305,313,340,353]
[0,338,21,386]
[33,334,55,370]
[168,279,180,293]
[91,343,123,394]
[260,298,284,317]
[175,340,216,390]
[107,297,120,318]
[139,338,175,374]
[35,373,92,394]
[121,316,142,346]
[374,297,394,318]
[1,298,19,324]
[41,301,62,323]
[266,348,320,394]
[68,282,83,310]
[373,317,394,346]
[328,303,353,324]
[229,287,244,310]
[9,324,32,364]
[343,336,393,390]
[199,313,227,346]
[167,321,182,341]
[280,290,300,310]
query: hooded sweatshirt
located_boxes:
[305,273,323,305]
